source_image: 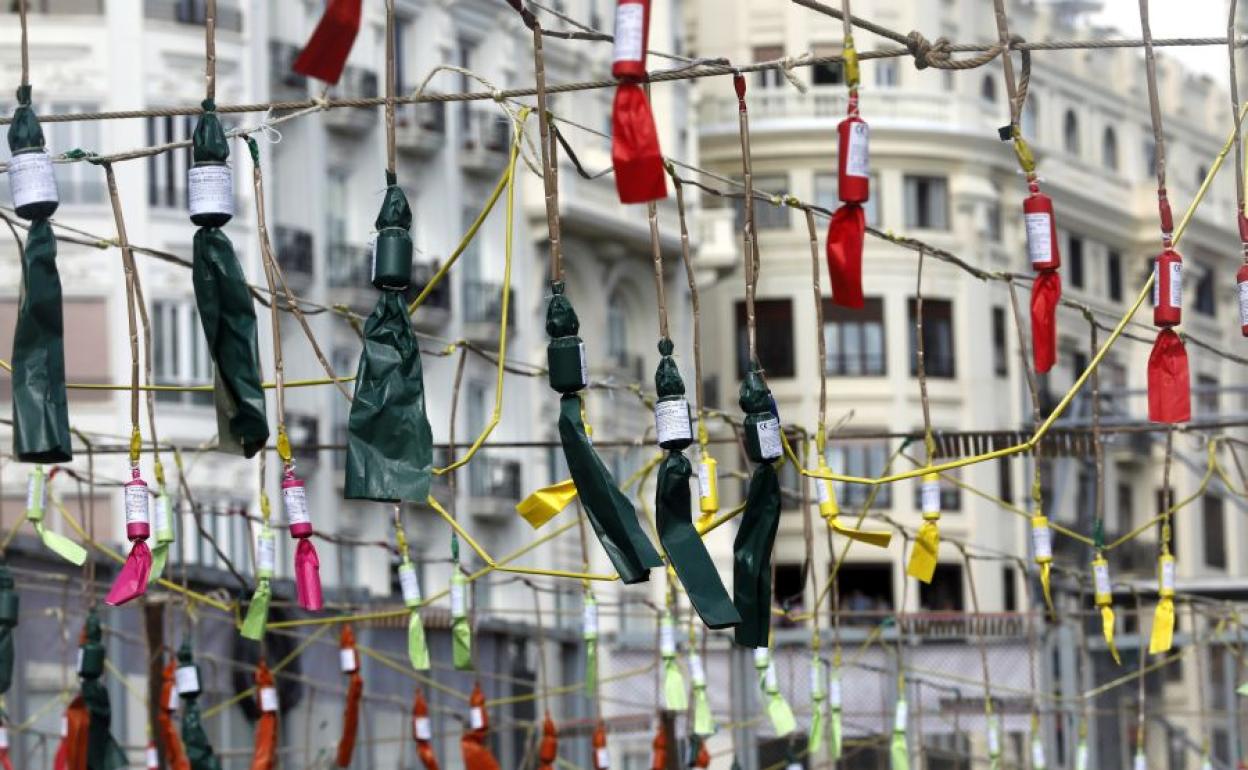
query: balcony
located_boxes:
[325,67,379,135]
[328,242,448,317]
[695,207,739,273]
[395,102,446,157]
[9,0,103,13]
[273,225,313,292]
[145,0,243,32]
[604,351,645,383]
[285,412,319,466]
[409,260,451,332]
[461,280,515,344]
[269,41,306,102]
[467,456,523,519]
[459,109,510,175]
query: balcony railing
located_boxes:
[327,243,370,289]
[269,41,306,100]
[468,456,522,502]
[7,0,103,13]
[145,0,243,32]
[411,261,451,311]
[462,280,514,325]
[396,102,447,155]
[325,67,379,134]
[460,110,510,173]
[274,225,314,278]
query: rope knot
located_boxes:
[491,88,505,102]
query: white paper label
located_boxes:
[845,122,870,178]
[1031,523,1052,560]
[1075,742,1088,770]
[1032,738,1046,769]
[809,663,823,696]
[260,686,279,712]
[987,717,1001,755]
[76,647,83,673]
[753,648,769,668]
[399,564,422,605]
[414,715,432,740]
[1239,282,1248,327]
[1025,212,1052,266]
[0,727,9,749]
[125,485,150,525]
[697,461,713,499]
[8,150,58,209]
[61,716,68,737]
[146,745,158,768]
[612,3,645,64]
[921,480,941,515]
[1154,262,1182,308]
[155,495,172,534]
[655,399,693,445]
[167,681,180,710]
[27,471,45,513]
[816,478,831,505]
[451,579,467,618]
[175,665,199,694]
[596,747,611,768]
[470,706,485,730]
[756,417,782,460]
[256,533,276,574]
[659,621,676,656]
[1161,559,1176,591]
[689,653,706,686]
[829,674,842,707]
[787,764,804,770]
[284,484,309,527]
[368,232,379,283]
[1094,562,1111,596]
[578,343,589,387]
[188,165,234,218]
[340,648,358,673]
[1202,760,1213,770]
[765,662,779,690]
[1134,752,1147,770]
[893,700,907,731]
[583,602,598,636]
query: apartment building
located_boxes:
[686,0,1248,768]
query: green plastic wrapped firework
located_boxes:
[558,395,661,584]
[191,227,269,456]
[189,100,232,228]
[733,369,782,648]
[545,282,588,394]
[9,85,71,463]
[345,176,432,503]
[0,563,17,695]
[178,642,223,770]
[79,612,128,770]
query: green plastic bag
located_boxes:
[79,612,128,770]
[191,227,268,456]
[344,291,433,502]
[450,569,473,671]
[12,217,71,463]
[178,643,223,770]
[732,370,782,648]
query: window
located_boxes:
[331,348,357,469]
[773,563,805,622]
[823,297,885,376]
[1203,495,1226,569]
[0,297,110,402]
[1002,566,1017,611]
[810,44,845,85]
[998,457,1013,503]
[1102,127,1118,171]
[903,175,949,230]
[1143,139,1157,177]
[918,564,963,611]
[908,298,955,378]
[1196,374,1219,416]
[1072,351,1089,384]
[1107,250,1123,301]
[1021,96,1038,139]
[1196,165,1209,188]
[1156,487,1176,555]
[836,562,894,621]
[753,45,785,88]
[991,306,1008,376]
[1063,109,1080,155]
[606,289,629,361]
[1194,264,1216,317]
[145,115,195,209]
[152,300,212,406]
[735,299,795,378]
[980,75,996,103]
[1067,234,1085,289]
[985,200,1002,242]
[1115,481,1134,535]
[734,174,790,230]
[913,469,961,512]
[814,172,879,225]
[826,437,892,508]
[875,59,899,87]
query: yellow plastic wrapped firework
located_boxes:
[907,473,941,582]
[1092,556,1121,664]
[1031,515,1053,612]
[1149,553,1176,655]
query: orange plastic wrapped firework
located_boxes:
[538,713,558,770]
[65,695,89,770]
[649,721,667,770]
[249,661,278,770]
[460,683,501,770]
[592,720,610,770]
[412,689,440,770]
[158,661,190,770]
[335,626,363,768]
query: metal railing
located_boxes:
[462,280,514,325]
[326,242,369,288]
[144,0,243,32]
[467,456,523,501]
[6,0,103,14]
[274,225,313,277]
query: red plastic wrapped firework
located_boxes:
[105,467,152,606]
[1030,270,1061,374]
[1236,261,1248,337]
[837,115,869,204]
[1023,189,1060,271]
[1148,329,1191,424]
[292,0,362,85]
[825,203,865,309]
[1153,247,1183,328]
[611,0,650,82]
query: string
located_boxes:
[736,74,762,368]
[530,19,563,283]
[384,0,397,178]
[1139,0,1173,242]
[1231,0,1245,226]
[18,0,29,89]
[101,163,142,467]
[667,166,709,457]
[913,247,935,464]
[203,0,216,102]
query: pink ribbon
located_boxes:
[105,540,152,606]
[295,538,323,611]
